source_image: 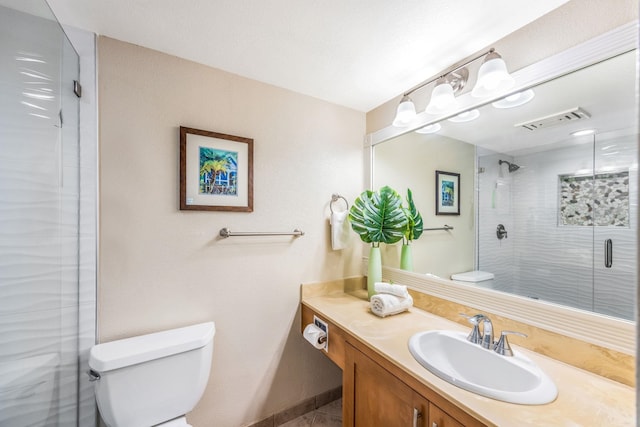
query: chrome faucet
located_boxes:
[461,313,528,356]
[461,313,495,349]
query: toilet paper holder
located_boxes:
[303,315,329,352]
[314,316,328,350]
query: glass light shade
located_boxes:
[392,96,417,127]
[447,109,480,123]
[425,81,457,114]
[471,54,515,98]
[571,129,596,137]
[492,89,535,109]
[415,123,441,134]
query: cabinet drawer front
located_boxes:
[430,403,464,427]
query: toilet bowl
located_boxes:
[88,321,215,427]
[0,353,60,427]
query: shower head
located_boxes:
[499,160,520,173]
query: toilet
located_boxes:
[451,270,495,288]
[88,321,215,427]
[0,353,60,427]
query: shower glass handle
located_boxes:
[604,239,613,268]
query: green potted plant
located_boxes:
[400,188,424,271]
[349,186,407,299]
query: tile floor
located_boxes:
[279,398,342,427]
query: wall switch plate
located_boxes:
[313,315,329,352]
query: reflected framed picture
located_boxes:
[435,170,460,215]
[180,126,253,212]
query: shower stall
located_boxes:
[0,1,97,425]
[477,129,637,320]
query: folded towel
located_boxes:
[374,282,410,298]
[330,210,350,250]
[370,293,413,318]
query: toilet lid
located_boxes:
[89,322,215,373]
[451,271,494,282]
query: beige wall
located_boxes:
[374,133,475,277]
[98,37,365,426]
[366,0,639,133]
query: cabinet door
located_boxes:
[345,343,425,427]
[429,403,464,427]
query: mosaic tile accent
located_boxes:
[559,171,629,227]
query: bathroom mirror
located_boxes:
[372,26,638,323]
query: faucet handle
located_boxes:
[459,313,485,344]
[494,330,528,357]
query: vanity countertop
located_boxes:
[301,285,635,427]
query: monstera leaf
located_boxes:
[349,186,407,246]
[403,188,424,242]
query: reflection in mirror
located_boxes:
[373,49,638,321]
[374,132,476,278]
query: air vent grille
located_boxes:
[516,107,591,131]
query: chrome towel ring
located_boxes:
[330,194,349,213]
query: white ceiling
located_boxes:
[42,0,569,112]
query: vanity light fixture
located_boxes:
[415,123,442,134]
[492,89,535,109]
[392,48,514,127]
[447,109,480,123]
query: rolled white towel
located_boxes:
[370,293,413,318]
[374,282,410,298]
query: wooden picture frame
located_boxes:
[180,126,253,212]
[435,170,460,215]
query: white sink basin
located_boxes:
[408,330,557,405]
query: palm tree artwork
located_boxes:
[441,180,455,206]
[199,147,238,195]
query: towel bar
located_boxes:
[423,225,454,231]
[219,228,304,238]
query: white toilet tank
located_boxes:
[89,322,215,427]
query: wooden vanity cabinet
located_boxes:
[301,303,486,427]
[344,342,470,427]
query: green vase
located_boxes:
[400,243,413,271]
[367,246,382,300]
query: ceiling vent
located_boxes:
[516,107,591,131]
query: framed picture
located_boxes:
[180,126,253,212]
[435,170,460,215]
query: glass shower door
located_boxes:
[592,129,637,320]
[0,2,87,425]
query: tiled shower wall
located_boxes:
[478,133,637,320]
[0,5,96,426]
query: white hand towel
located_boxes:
[330,210,350,250]
[374,282,410,298]
[370,293,413,318]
